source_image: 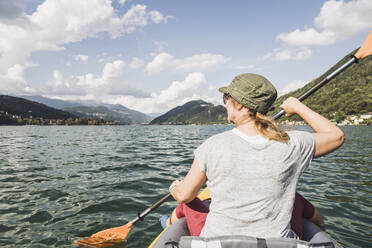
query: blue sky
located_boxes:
[0,0,371,114]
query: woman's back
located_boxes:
[196,129,315,238]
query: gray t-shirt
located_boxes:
[194,128,315,238]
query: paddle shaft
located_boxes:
[271,56,358,120]
[130,193,172,225]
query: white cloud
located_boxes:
[121,5,148,34]
[146,53,230,74]
[43,59,138,97]
[266,0,372,61]
[0,64,36,94]
[156,72,207,104]
[154,41,169,53]
[102,60,126,79]
[118,0,126,6]
[129,57,145,69]
[277,28,336,47]
[234,64,263,71]
[279,79,308,96]
[146,53,174,74]
[106,72,220,114]
[40,68,221,114]
[263,48,312,61]
[73,54,89,62]
[148,11,173,24]
[120,6,171,35]
[279,0,372,46]
[235,64,256,70]
[0,0,171,94]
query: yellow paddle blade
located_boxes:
[74,222,133,247]
[198,187,210,201]
[355,30,372,59]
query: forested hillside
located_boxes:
[63,105,150,124]
[0,95,75,120]
[0,95,117,125]
[150,100,227,124]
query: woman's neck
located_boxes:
[234,117,259,136]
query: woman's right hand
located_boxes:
[281,97,345,158]
[280,97,304,117]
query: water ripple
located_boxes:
[0,125,370,247]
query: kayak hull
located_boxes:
[149,216,343,248]
[149,188,344,248]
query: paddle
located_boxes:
[74,193,172,247]
[272,30,372,120]
[74,30,372,247]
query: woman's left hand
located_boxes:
[169,158,206,203]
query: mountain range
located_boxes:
[150,100,227,125]
[63,105,150,124]
[19,95,151,124]
[0,95,77,124]
[20,95,82,109]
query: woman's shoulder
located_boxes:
[208,130,234,141]
[287,130,313,140]
[201,130,234,146]
[286,130,315,149]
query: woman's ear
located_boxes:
[230,98,243,110]
[235,102,244,110]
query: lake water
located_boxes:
[0,125,371,248]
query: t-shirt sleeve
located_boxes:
[193,139,210,173]
[289,131,316,174]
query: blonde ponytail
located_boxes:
[249,110,289,142]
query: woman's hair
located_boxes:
[247,108,289,142]
[226,94,289,142]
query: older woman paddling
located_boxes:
[166,73,344,239]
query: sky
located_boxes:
[0,0,371,115]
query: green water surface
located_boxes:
[0,125,371,247]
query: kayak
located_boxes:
[148,188,344,248]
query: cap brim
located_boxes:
[218,86,230,94]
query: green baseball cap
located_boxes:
[219,73,277,114]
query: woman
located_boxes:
[167,73,344,239]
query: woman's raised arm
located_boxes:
[280,97,345,158]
